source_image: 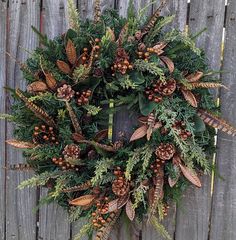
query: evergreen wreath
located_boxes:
[3,0,236,239]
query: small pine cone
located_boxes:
[155,79,176,96]
[88,150,97,160]
[112,177,130,197]
[135,30,143,41]
[155,143,176,160]
[63,144,80,159]
[57,84,75,101]
[138,43,146,52]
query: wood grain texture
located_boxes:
[175,1,226,240]
[153,0,188,31]
[42,0,70,39]
[78,0,114,20]
[5,1,40,239]
[142,205,176,240]
[0,2,7,240]
[38,188,71,240]
[209,1,236,239]
[117,0,152,18]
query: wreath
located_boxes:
[3,0,236,239]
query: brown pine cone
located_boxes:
[154,79,176,96]
[155,143,176,160]
[112,178,129,197]
[93,67,104,77]
[63,144,80,160]
[138,43,146,52]
[57,84,75,101]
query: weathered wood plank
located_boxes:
[0,2,7,240]
[38,188,71,240]
[117,0,152,18]
[209,1,236,239]
[37,1,72,239]
[175,1,225,240]
[153,0,188,31]
[78,0,114,20]
[42,0,70,39]
[5,1,40,239]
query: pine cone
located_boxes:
[63,144,80,160]
[155,143,176,160]
[155,79,176,96]
[57,84,75,101]
[138,43,146,52]
[112,177,130,197]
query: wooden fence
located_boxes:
[0,0,236,239]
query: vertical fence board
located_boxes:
[78,0,114,20]
[5,1,40,240]
[175,1,226,240]
[153,0,188,31]
[37,1,71,239]
[209,0,236,239]
[0,2,7,240]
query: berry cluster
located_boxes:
[33,125,58,145]
[111,48,133,75]
[51,157,79,171]
[92,196,110,229]
[76,89,92,106]
[145,87,163,103]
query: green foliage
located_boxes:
[4,4,221,240]
[150,216,172,240]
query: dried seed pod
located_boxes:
[27,81,48,93]
[56,60,71,74]
[66,39,77,65]
[45,73,57,90]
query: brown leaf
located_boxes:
[108,199,118,213]
[72,133,86,142]
[126,200,135,221]
[197,109,236,136]
[66,101,82,134]
[6,139,36,149]
[44,73,57,90]
[160,56,174,73]
[179,164,202,188]
[117,194,129,209]
[138,116,148,124]
[186,71,204,82]
[66,39,77,65]
[56,60,71,74]
[69,194,95,206]
[181,89,198,108]
[146,126,153,141]
[75,140,116,152]
[27,81,48,93]
[130,125,148,142]
[153,42,168,55]
[154,122,162,129]
[93,129,108,142]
